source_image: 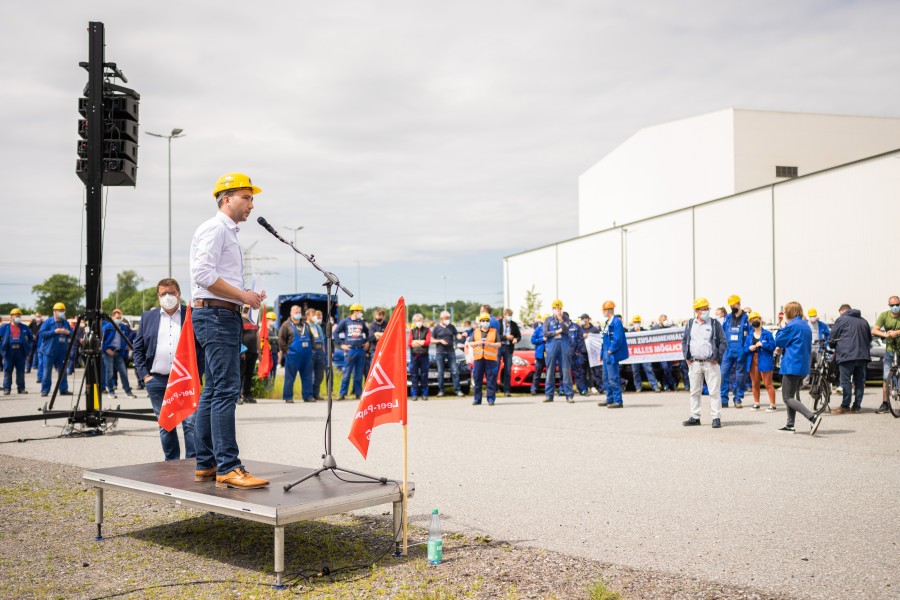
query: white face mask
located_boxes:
[159,294,178,310]
[414,321,424,328]
[315,317,322,324]
[809,316,818,323]
[441,319,450,325]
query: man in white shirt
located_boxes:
[189,172,268,490]
[132,278,195,461]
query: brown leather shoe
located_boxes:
[195,468,217,482]
[215,467,269,489]
[850,407,861,414]
[831,406,850,414]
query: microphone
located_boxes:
[257,216,288,243]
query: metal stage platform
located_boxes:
[83,459,414,588]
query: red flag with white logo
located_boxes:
[257,305,272,379]
[348,297,407,459]
[159,306,201,432]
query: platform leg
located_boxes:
[93,487,104,541]
[393,500,402,557]
[274,525,285,589]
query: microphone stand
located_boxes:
[258,220,387,491]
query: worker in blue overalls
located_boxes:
[280,305,314,403]
[543,299,573,403]
[601,300,629,408]
[719,294,750,408]
[334,303,369,400]
[1,308,34,395]
[567,312,589,396]
[38,302,73,397]
[530,314,546,396]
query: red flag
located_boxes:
[348,297,407,459]
[257,305,272,379]
[158,306,201,432]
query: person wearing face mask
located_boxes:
[871,296,900,414]
[432,310,463,398]
[600,300,629,408]
[830,303,871,414]
[364,309,385,378]
[38,302,73,397]
[498,308,522,398]
[408,313,432,401]
[774,301,823,435]
[650,314,678,392]
[25,312,43,375]
[530,314,547,396]
[334,303,370,400]
[467,313,501,405]
[742,312,776,411]
[629,316,660,393]
[543,300,574,403]
[311,309,327,399]
[1,308,35,395]
[101,308,137,399]
[682,297,726,428]
[133,278,198,461]
[805,308,830,386]
[278,304,314,403]
[719,294,750,409]
[578,314,602,394]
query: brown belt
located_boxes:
[193,298,242,313]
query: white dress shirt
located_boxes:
[190,211,244,301]
[150,308,182,375]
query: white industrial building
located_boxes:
[504,108,900,325]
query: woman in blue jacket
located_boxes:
[743,312,776,411]
[775,302,823,435]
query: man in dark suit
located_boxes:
[498,308,522,398]
[132,278,196,461]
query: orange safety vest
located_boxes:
[472,327,498,361]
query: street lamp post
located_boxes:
[442,275,448,311]
[285,225,304,290]
[146,128,185,278]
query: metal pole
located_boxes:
[443,275,447,310]
[284,226,304,291]
[167,136,172,278]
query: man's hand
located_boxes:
[686,360,692,366]
[375,331,384,340]
[106,349,115,356]
[55,328,68,335]
[240,289,264,309]
[143,375,154,383]
[710,360,718,365]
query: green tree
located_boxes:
[0,302,31,315]
[32,274,83,315]
[102,270,144,313]
[519,285,542,326]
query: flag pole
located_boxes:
[402,421,409,555]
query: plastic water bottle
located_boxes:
[427,508,443,565]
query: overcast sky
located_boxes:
[3,1,898,311]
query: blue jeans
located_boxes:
[283,349,313,401]
[192,307,242,475]
[40,352,68,394]
[719,350,747,404]
[436,351,460,393]
[884,351,895,380]
[631,362,659,391]
[839,359,867,409]
[603,357,623,404]
[544,340,572,399]
[2,347,26,392]
[340,347,366,397]
[103,352,132,393]
[573,352,589,393]
[471,359,498,403]
[657,361,676,390]
[146,375,196,460]
[410,353,430,398]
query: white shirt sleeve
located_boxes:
[191,221,225,290]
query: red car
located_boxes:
[466,330,558,390]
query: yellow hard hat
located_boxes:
[266,311,276,321]
[53,302,66,311]
[808,308,817,317]
[477,313,491,322]
[551,299,563,309]
[693,297,710,310]
[727,294,741,306]
[748,311,761,321]
[602,300,615,310]
[10,308,22,315]
[212,172,262,199]
[632,315,641,323]
[348,303,363,312]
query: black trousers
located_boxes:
[498,344,514,393]
[241,352,258,400]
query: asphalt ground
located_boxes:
[2,370,898,599]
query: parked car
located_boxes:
[406,344,472,394]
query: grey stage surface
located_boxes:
[82,459,413,586]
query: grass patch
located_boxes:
[588,578,623,600]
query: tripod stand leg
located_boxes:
[333,466,388,484]
[274,526,285,589]
[282,467,327,491]
[93,487,104,541]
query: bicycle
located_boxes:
[886,348,900,418]
[808,338,839,415]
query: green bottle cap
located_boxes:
[432,509,438,514]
